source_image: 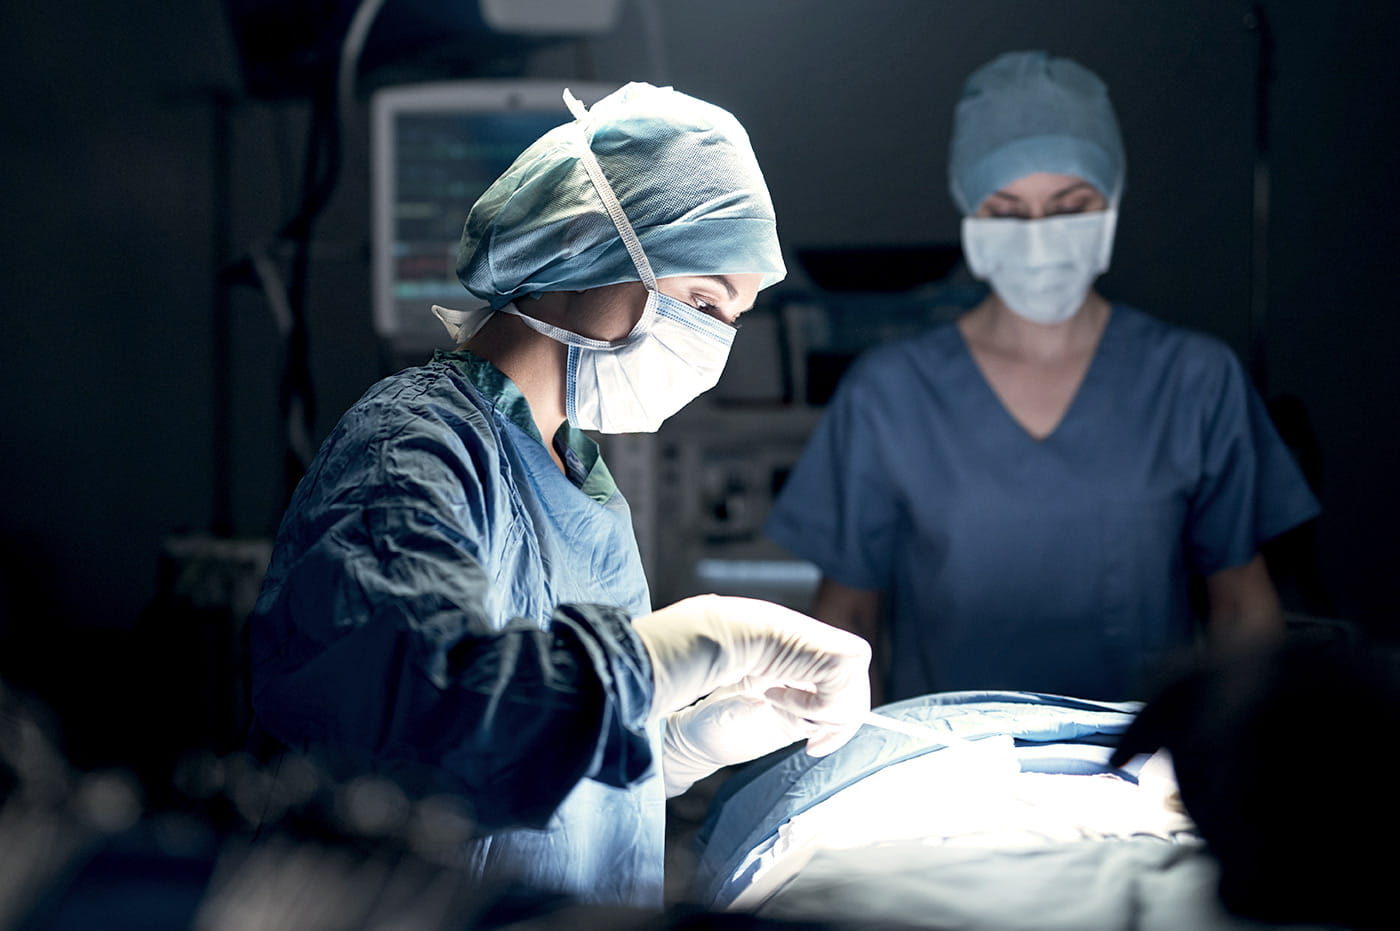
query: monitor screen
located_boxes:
[370,80,615,349]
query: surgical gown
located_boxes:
[765,306,1320,702]
[249,350,664,907]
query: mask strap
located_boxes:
[563,89,658,293]
[498,303,620,351]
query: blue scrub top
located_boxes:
[249,350,664,907]
[766,306,1320,703]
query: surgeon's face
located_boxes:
[659,273,764,327]
[974,172,1108,220]
[574,273,764,341]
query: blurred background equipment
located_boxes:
[0,676,619,931]
[222,0,625,101]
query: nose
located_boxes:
[1022,217,1061,266]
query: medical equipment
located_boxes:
[599,404,827,612]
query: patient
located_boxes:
[1112,630,1400,930]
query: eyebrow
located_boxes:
[1050,180,1098,200]
[989,180,1098,203]
[700,274,739,301]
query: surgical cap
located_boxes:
[457,82,785,309]
[949,50,1125,215]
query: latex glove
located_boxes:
[633,595,871,756]
[662,682,824,797]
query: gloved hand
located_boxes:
[662,681,823,797]
[632,595,871,756]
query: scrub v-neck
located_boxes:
[954,307,1118,445]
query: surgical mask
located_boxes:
[495,292,735,433]
[434,88,738,434]
[961,208,1117,325]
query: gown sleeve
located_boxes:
[764,358,901,592]
[1185,346,1321,577]
[248,393,655,832]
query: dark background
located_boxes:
[1,0,1397,772]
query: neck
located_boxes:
[964,290,1110,362]
[464,302,570,460]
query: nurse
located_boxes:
[765,51,1319,704]
[248,83,870,909]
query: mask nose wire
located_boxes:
[564,89,658,296]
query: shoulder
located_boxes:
[838,321,964,397]
[1111,305,1246,389]
[312,363,502,498]
[343,363,495,444]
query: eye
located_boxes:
[692,294,733,324]
[980,194,1029,220]
[1047,190,1107,217]
[1047,201,1092,217]
[980,204,1029,219]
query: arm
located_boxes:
[813,577,884,704]
[813,577,881,642]
[250,491,657,831]
[1205,552,1284,647]
[1188,345,1318,648]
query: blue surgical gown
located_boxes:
[765,306,1320,703]
[249,350,664,906]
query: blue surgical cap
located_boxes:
[949,50,1125,215]
[457,82,785,309]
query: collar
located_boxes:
[433,349,619,504]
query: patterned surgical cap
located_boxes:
[949,51,1125,215]
[457,82,785,309]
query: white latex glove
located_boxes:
[662,682,825,797]
[633,594,871,756]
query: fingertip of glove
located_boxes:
[804,726,859,758]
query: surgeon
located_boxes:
[248,82,870,909]
[765,51,1319,704]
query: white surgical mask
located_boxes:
[961,208,1117,325]
[493,293,735,433]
